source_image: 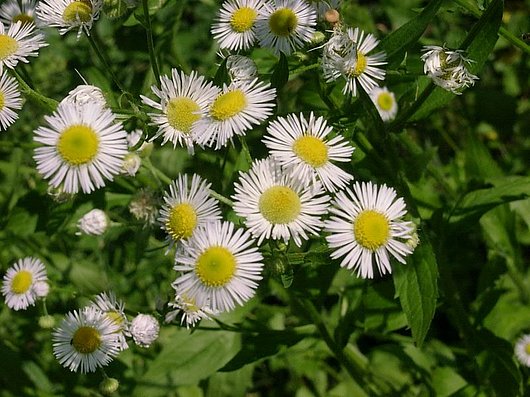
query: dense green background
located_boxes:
[1,0,529,395]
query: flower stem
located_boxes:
[86,33,126,93]
[238,136,253,168]
[389,82,436,132]
[11,69,58,112]
[142,0,161,86]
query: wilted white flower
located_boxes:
[76,209,108,236]
[62,84,107,107]
[420,45,479,94]
[226,55,259,83]
[121,153,141,176]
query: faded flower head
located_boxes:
[130,313,159,347]
[421,45,479,94]
[77,209,108,236]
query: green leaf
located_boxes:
[410,0,503,120]
[449,176,530,227]
[133,328,241,397]
[270,52,289,90]
[379,0,444,66]
[213,57,230,87]
[431,367,468,397]
[393,233,438,347]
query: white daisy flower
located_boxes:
[226,54,259,83]
[165,294,217,329]
[130,314,159,348]
[211,0,266,51]
[420,45,479,94]
[90,291,130,351]
[0,69,23,131]
[256,0,317,55]
[233,157,329,246]
[322,26,386,96]
[2,257,47,311]
[192,78,276,149]
[76,208,108,235]
[515,334,530,367]
[263,112,354,192]
[62,84,107,108]
[0,20,47,71]
[172,220,264,313]
[141,69,219,153]
[325,181,415,279]
[36,0,103,39]
[33,102,128,194]
[158,174,222,248]
[0,0,39,26]
[52,306,121,373]
[368,86,398,122]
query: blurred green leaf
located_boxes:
[393,234,438,347]
[449,176,530,227]
[270,52,289,90]
[380,0,444,66]
[133,328,241,397]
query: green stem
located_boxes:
[11,69,58,112]
[142,0,161,85]
[290,62,320,76]
[86,33,126,93]
[210,189,234,207]
[453,0,530,54]
[238,136,253,168]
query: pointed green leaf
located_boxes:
[393,233,438,347]
[213,57,230,87]
[270,52,289,90]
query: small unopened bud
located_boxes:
[138,142,154,158]
[99,377,120,395]
[39,315,55,329]
[34,281,50,298]
[406,231,420,250]
[130,314,160,347]
[76,209,108,236]
[121,153,141,176]
[324,9,340,24]
[311,31,326,44]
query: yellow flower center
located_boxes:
[166,203,197,240]
[11,270,33,294]
[12,14,34,24]
[57,125,99,165]
[62,1,93,23]
[230,7,257,33]
[71,326,101,354]
[292,135,328,168]
[0,34,19,61]
[349,51,367,78]
[259,186,301,224]
[376,92,394,111]
[106,310,124,327]
[166,97,201,133]
[210,90,247,121]
[195,246,236,287]
[269,8,298,37]
[525,343,530,355]
[353,210,390,250]
[0,92,5,110]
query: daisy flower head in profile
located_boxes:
[90,291,130,351]
[515,334,530,367]
[158,174,222,249]
[369,86,398,122]
[322,26,386,96]
[192,78,276,149]
[2,257,48,311]
[225,54,259,84]
[421,45,479,94]
[62,84,107,108]
[255,0,317,55]
[0,20,47,71]
[325,181,415,279]
[232,157,329,247]
[141,69,219,154]
[37,0,103,39]
[52,306,121,373]
[0,0,39,26]
[0,69,23,131]
[165,294,217,329]
[263,112,354,192]
[212,0,266,51]
[172,220,264,313]
[33,101,129,194]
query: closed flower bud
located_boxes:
[76,209,108,236]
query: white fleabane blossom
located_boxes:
[130,314,159,347]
